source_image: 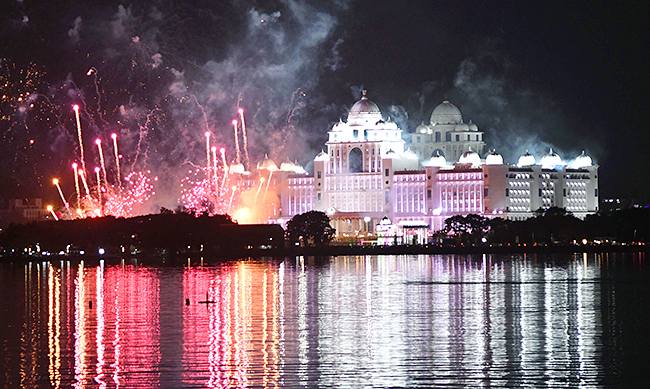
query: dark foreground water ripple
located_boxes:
[1,252,649,388]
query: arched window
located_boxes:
[435,132,441,142]
[445,132,451,142]
[349,147,363,173]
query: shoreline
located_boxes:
[2,243,647,263]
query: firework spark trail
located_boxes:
[131,108,161,171]
[111,133,121,188]
[191,94,209,133]
[72,163,81,209]
[72,105,86,174]
[254,177,265,205]
[205,132,212,178]
[262,169,274,204]
[86,67,108,128]
[228,186,237,212]
[95,167,102,212]
[211,146,218,193]
[220,148,229,192]
[79,170,90,196]
[47,205,59,221]
[52,179,69,209]
[96,139,108,190]
[232,119,241,164]
[237,109,250,169]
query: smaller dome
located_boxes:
[293,161,307,174]
[431,100,463,125]
[257,154,278,171]
[347,90,382,123]
[517,150,536,167]
[458,147,481,166]
[230,163,246,174]
[540,148,563,168]
[402,148,419,160]
[455,122,470,132]
[468,120,478,131]
[314,150,329,161]
[573,150,593,168]
[485,149,504,165]
[416,123,429,134]
[280,159,297,172]
[427,151,447,167]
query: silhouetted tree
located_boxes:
[286,211,335,247]
[444,213,489,244]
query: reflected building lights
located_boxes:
[6,255,617,387]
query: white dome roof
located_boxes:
[517,150,536,167]
[280,159,297,172]
[314,150,329,161]
[485,150,504,165]
[458,148,481,165]
[455,122,470,132]
[416,123,429,133]
[230,163,246,174]
[402,148,419,160]
[431,100,463,125]
[573,150,593,168]
[257,155,278,171]
[540,148,563,168]
[427,151,447,167]
[468,120,478,131]
[347,90,382,123]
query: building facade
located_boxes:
[250,92,599,239]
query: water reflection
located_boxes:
[1,253,647,387]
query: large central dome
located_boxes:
[430,100,463,125]
[347,90,382,123]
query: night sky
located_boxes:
[1,0,648,206]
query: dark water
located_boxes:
[1,253,649,388]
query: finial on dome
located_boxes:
[362,89,367,98]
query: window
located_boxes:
[427,189,431,199]
[456,134,460,141]
[349,147,363,173]
[416,136,421,143]
[317,193,321,203]
[385,168,389,177]
[446,132,451,141]
[317,171,321,179]
[435,132,441,142]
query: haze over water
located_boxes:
[1,253,648,388]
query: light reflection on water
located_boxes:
[0,253,648,388]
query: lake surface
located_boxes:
[1,253,648,388]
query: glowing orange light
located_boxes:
[53,178,59,185]
[94,167,100,173]
[72,162,78,169]
[232,119,238,126]
[73,104,79,111]
[238,108,244,114]
[205,131,211,138]
[95,138,101,145]
[111,133,117,140]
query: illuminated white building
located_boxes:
[256,92,599,238]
